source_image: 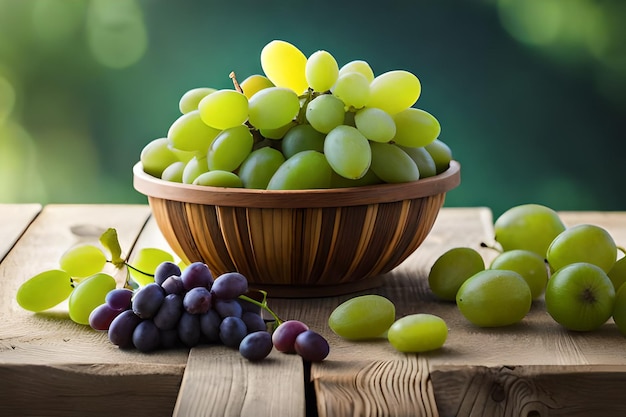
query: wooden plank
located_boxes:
[0,204,187,417]
[0,204,41,262]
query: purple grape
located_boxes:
[161,275,185,295]
[181,262,213,290]
[132,283,165,319]
[238,297,262,315]
[294,330,329,362]
[214,298,243,318]
[183,287,212,314]
[89,303,124,331]
[160,328,180,349]
[105,288,133,311]
[153,293,184,330]
[219,316,247,348]
[154,261,181,286]
[200,309,221,343]
[211,272,248,299]
[239,331,273,361]
[242,311,267,333]
[108,310,142,349]
[132,320,161,352]
[272,320,309,353]
[178,312,201,347]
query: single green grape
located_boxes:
[167,110,220,153]
[305,94,345,134]
[328,295,396,340]
[240,74,274,99]
[490,249,549,299]
[267,150,332,190]
[238,147,285,189]
[428,247,485,301]
[387,314,448,353]
[198,89,249,130]
[608,257,626,291]
[16,269,74,312]
[398,146,437,178]
[128,247,175,287]
[547,224,617,273]
[369,142,420,183]
[140,137,180,178]
[192,171,243,188]
[260,40,308,94]
[179,87,216,114]
[68,272,116,325]
[392,108,441,148]
[281,124,325,159]
[338,60,374,82]
[161,161,185,182]
[207,125,253,172]
[248,87,300,130]
[305,50,339,92]
[424,139,452,174]
[331,71,370,109]
[456,269,532,327]
[354,107,396,143]
[59,244,107,279]
[493,203,565,257]
[366,70,421,115]
[181,155,209,184]
[324,125,371,180]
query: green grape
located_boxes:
[193,171,243,188]
[305,50,339,92]
[612,284,626,336]
[267,150,332,190]
[343,110,356,127]
[260,40,309,94]
[238,146,285,189]
[369,142,420,183]
[494,204,566,257]
[248,87,300,130]
[59,244,107,279]
[140,137,179,178]
[282,124,325,158]
[182,155,209,184]
[331,72,370,109]
[305,94,345,134]
[198,89,249,130]
[324,125,371,180]
[392,108,441,148]
[161,161,185,182]
[328,295,395,340]
[366,70,421,115]
[240,74,274,99]
[428,247,485,301]
[547,224,617,273]
[169,146,195,163]
[207,125,253,171]
[490,249,549,299]
[424,139,452,174]
[338,60,374,82]
[387,314,448,353]
[354,107,396,143]
[398,145,437,178]
[179,87,216,114]
[608,257,626,291]
[68,272,116,325]
[259,121,296,140]
[167,110,221,153]
[16,269,74,312]
[330,169,382,188]
[456,269,532,327]
[129,247,174,287]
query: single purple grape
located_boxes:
[161,275,185,295]
[272,320,309,353]
[214,298,243,318]
[183,287,212,314]
[200,309,222,343]
[153,293,184,330]
[181,262,213,290]
[178,312,201,347]
[132,320,161,352]
[239,331,273,361]
[219,316,247,348]
[211,272,248,299]
[132,283,165,319]
[108,310,142,349]
[294,330,330,362]
[154,261,181,286]
[105,288,133,311]
[89,303,124,331]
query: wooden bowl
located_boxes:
[133,160,461,297]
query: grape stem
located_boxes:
[238,292,284,327]
[229,72,243,94]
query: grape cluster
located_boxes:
[90,261,329,361]
[140,39,453,191]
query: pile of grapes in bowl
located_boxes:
[133,39,460,297]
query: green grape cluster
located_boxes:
[139,39,453,190]
[328,294,448,353]
[16,228,179,325]
[427,203,626,333]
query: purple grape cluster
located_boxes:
[89,261,330,362]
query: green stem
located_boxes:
[238,294,283,326]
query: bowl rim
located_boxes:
[133,160,460,208]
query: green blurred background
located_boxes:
[1,0,625,217]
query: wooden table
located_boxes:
[1,204,626,417]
